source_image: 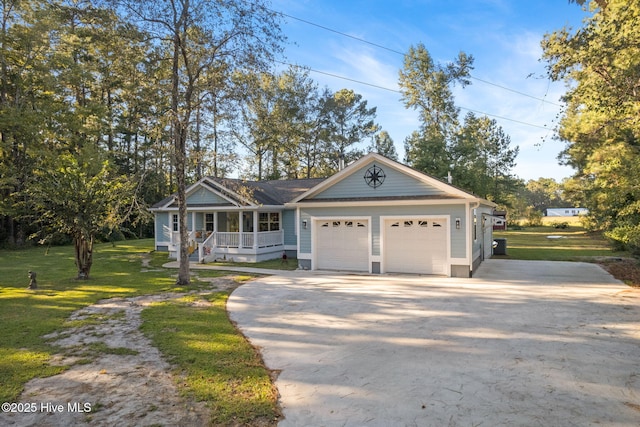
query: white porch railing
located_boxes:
[188,230,285,262]
[163,226,197,255]
[187,230,197,255]
[162,225,179,246]
[201,230,284,249]
[216,232,240,248]
[256,230,283,247]
[198,231,216,262]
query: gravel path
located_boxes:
[0,276,240,427]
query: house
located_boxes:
[151,153,497,277]
[546,207,588,217]
[492,210,507,230]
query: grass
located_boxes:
[0,239,280,425]
[493,221,640,286]
[207,257,298,271]
[141,293,280,425]
[493,225,626,261]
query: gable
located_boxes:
[186,186,233,206]
[310,160,449,200]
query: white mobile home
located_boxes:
[546,208,588,217]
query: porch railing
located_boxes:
[162,225,179,246]
[216,232,240,248]
[198,231,216,262]
[210,230,284,249]
[162,225,196,252]
[191,230,285,262]
[256,230,283,247]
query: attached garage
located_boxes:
[288,153,497,277]
[383,217,449,275]
[315,219,369,272]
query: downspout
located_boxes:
[469,201,480,274]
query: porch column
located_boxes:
[191,211,196,234]
[253,210,259,249]
[213,212,218,247]
[238,211,243,248]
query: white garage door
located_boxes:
[315,220,369,271]
[384,218,448,275]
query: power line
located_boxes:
[277,61,553,131]
[272,8,562,107]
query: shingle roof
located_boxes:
[152,177,327,209]
[209,177,326,205]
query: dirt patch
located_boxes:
[598,258,640,287]
[0,276,242,427]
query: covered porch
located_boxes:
[162,210,284,263]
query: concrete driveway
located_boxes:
[228,260,640,426]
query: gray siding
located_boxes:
[282,209,296,246]
[155,213,169,241]
[299,204,467,259]
[471,205,495,264]
[186,187,231,205]
[312,162,447,199]
[195,213,204,230]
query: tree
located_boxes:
[399,43,473,178]
[231,71,278,180]
[368,130,398,161]
[525,178,570,212]
[320,88,379,172]
[541,0,640,253]
[29,149,134,279]
[117,0,284,284]
[451,113,519,204]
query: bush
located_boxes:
[552,221,569,229]
[524,207,543,227]
[606,225,640,257]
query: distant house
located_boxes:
[151,153,497,277]
[546,208,589,217]
[492,210,507,230]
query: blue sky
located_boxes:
[270,0,590,182]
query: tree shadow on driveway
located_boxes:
[228,260,640,426]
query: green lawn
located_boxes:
[141,292,279,425]
[493,225,626,260]
[208,256,298,271]
[0,239,279,424]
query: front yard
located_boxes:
[0,240,280,425]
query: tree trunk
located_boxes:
[175,130,190,285]
[172,4,190,286]
[74,234,93,279]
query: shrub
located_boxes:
[524,207,543,227]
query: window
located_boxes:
[205,214,214,232]
[404,220,413,227]
[270,212,280,231]
[332,221,341,227]
[243,212,254,232]
[259,212,280,231]
[390,222,400,227]
[432,222,442,227]
[357,222,366,228]
[172,214,178,232]
[418,220,429,227]
[345,221,353,227]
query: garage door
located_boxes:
[315,220,369,271]
[384,218,448,275]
